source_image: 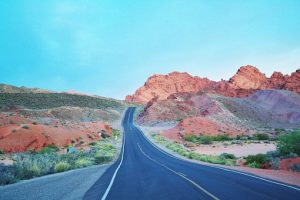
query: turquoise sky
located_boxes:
[1,0,300,99]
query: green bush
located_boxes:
[289,163,300,172]
[199,136,213,144]
[214,134,232,141]
[16,163,41,179]
[253,133,270,140]
[184,134,232,144]
[54,161,70,173]
[112,129,121,137]
[245,154,269,168]
[277,131,300,156]
[75,158,93,168]
[220,153,236,159]
[184,135,198,143]
[94,153,113,164]
[0,164,18,185]
[39,145,59,154]
[21,125,30,129]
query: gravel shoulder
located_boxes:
[0,164,110,200]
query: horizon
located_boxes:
[1,0,300,99]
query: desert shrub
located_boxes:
[199,136,213,144]
[253,133,270,140]
[220,153,236,159]
[32,121,38,125]
[245,154,269,168]
[206,156,226,165]
[269,157,280,170]
[75,158,93,168]
[184,135,198,143]
[15,163,41,179]
[112,129,121,137]
[277,131,300,156]
[247,162,262,168]
[184,134,231,144]
[54,161,70,173]
[92,142,116,164]
[21,125,30,129]
[289,163,300,173]
[0,164,17,185]
[274,128,285,135]
[94,153,113,164]
[0,149,3,154]
[39,145,59,154]
[214,134,231,141]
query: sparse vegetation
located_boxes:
[39,145,59,154]
[152,134,236,166]
[277,131,300,156]
[0,93,125,111]
[253,133,270,140]
[183,134,232,144]
[0,164,17,185]
[245,154,269,168]
[289,163,300,173]
[21,125,30,129]
[54,161,70,173]
[0,136,119,185]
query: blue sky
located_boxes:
[0,0,300,99]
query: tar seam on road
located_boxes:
[135,125,300,192]
[137,143,220,200]
[100,108,132,200]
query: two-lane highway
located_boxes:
[84,107,300,200]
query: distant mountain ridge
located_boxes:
[126,65,300,103]
[0,83,52,94]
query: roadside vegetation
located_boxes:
[152,134,236,166]
[152,130,300,171]
[0,129,121,186]
[183,133,272,145]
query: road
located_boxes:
[0,165,109,200]
[84,107,300,200]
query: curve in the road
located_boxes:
[84,107,300,200]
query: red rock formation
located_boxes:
[284,69,300,94]
[127,72,217,103]
[126,65,300,103]
[228,65,268,90]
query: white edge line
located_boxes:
[137,143,219,200]
[101,108,131,200]
[134,123,300,192]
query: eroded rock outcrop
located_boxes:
[126,65,300,103]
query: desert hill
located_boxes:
[0,89,126,153]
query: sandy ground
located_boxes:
[194,142,277,157]
[140,125,300,187]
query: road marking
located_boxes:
[178,172,187,177]
[134,124,300,192]
[101,108,132,200]
[137,143,220,200]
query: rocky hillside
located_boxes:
[138,90,300,140]
[0,89,126,153]
[126,65,300,103]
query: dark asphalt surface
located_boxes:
[84,107,300,200]
[0,165,109,200]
